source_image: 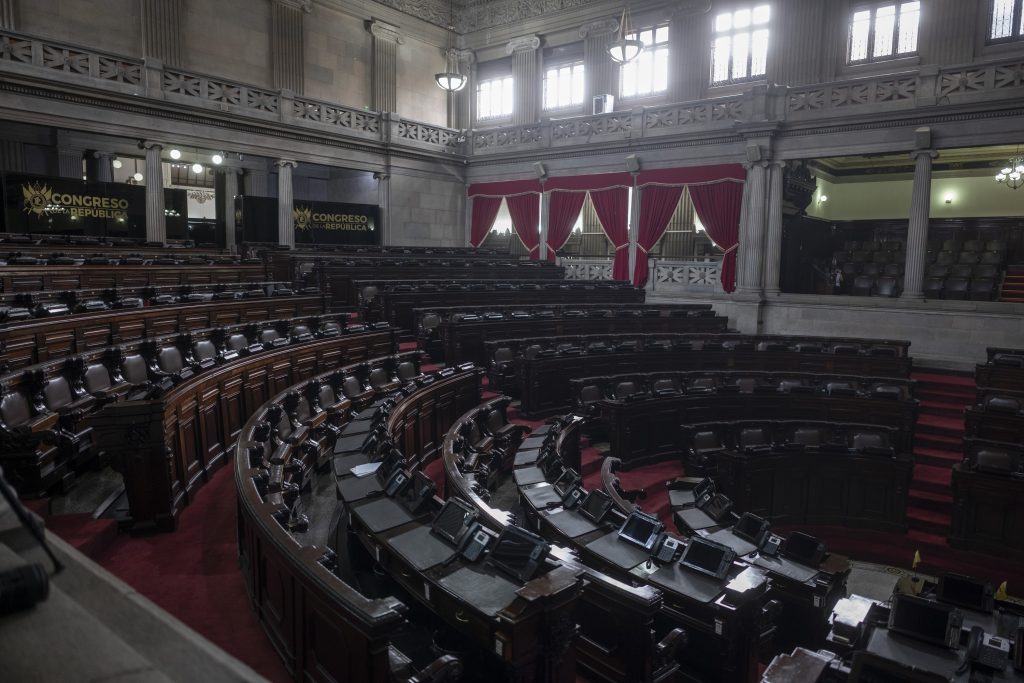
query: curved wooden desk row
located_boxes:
[975,346,1024,393]
[0,293,327,370]
[0,280,300,323]
[0,262,269,293]
[507,418,850,676]
[596,390,917,468]
[361,279,645,334]
[86,327,398,532]
[0,235,228,256]
[434,308,728,367]
[485,334,913,417]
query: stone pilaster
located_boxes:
[627,178,640,282]
[275,159,297,247]
[539,190,550,260]
[0,0,16,30]
[143,141,166,243]
[923,0,977,66]
[580,19,619,111]
[369,20,403,113]
[739,161,768,295]
[0,139,25,172]
[375,171,390,245]
[57,147,84,179]
[449,49,474,130]
[216,168,241,253]
[141,0,183,67]
[771,0,826,87]
[272,0,309,94]
[507,35,541,126]
[903,148,938,300]
[90,151,115,183]
[670,5,710,102]
[762,161,785,295]
[733,172,753,291]
[243,169,269,196]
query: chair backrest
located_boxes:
[875,276,897,297]
[984,395,1021,414]
[852,276,874,295]
[974,448,1018,475]
[317,383,338,409]
[523,344,543,360]
[84,363,113,393]
[692,430,723,451]
[941,239,961,252]
[926,264,950,278]
[935,251,956,265]
[0,391,31,428]
[122,354,149,385]
[689,377,717,391]
[485,409,506,433]
[651,378,678,394]
[883,263,904,276]
[792,427,823,446]
[194,340,217,362]
[43,376,74,411]
[614,381,638,398]
[945,277,969,297]
[962,239,982,252]
[294,396,313,422]
[970,279,994,298]
[992,353,1024,367]
[226,334,248,352]
[973,264,998,279]
[259,329,281,345]
[950,264,973,278]
[580,384,603,404]
[421,313,441,330]
[852,431,889,452]
[841,263,861,277]
[396,360,418,381]
[157,346,185,374]
[342,376,364,398]
[368,367,390,388]
[861,263,881,276]
[739,427,769,448]
[957,251,979,264]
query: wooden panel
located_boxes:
[176,396,203,494]
[199,386,224,472]
[220,377,245,442]
[259,548,298,670]
[147,314,182,338]
[268,360,294,397]
[181,313,213,331]
[79,324,113,350]
[244,368,269,417]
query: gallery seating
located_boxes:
[0,261,267,293]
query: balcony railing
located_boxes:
[561,256,721,293]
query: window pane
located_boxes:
[655,48,669,91]
[712,35,731,83]
[641,29,653,45]
[715,12,732,32]
[873,5,896,57]
[655,26,669,43]
[502,77,513,116]
[637,49,653,94]
[752,4,771,24]
[850,10,871,61]
[897,2,920,53]
[992,0,1015,38]
[751,29,769,76]
[732,31,750,79]
[572,65,584,103]
[734,8,751,29]
[621,60,637,98]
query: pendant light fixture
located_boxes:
[434,0,467,92]
[608,5,644,64]
[995,146,1024,190]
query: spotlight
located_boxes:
[191,162,204,174]
[111,158,122,169]
[819,194,828,203]
[133,172,144,182]
[211,153,224,165]
[944,192,954,204]
[169,149,182,160]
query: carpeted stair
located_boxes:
[999,265,1024,302]
[905,372,973,545]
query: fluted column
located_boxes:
[376,171,390,245]
[671,5,710,101]
[243,169,268,196]
[143,141,166,243]
[628,178,640,283]
[0,0,16,30]
[762,161,785,295]
[57,147,84,179]
[507,35,541,125]
[91,151,115,183]
[580,19,619,110]
[0,139,24,172]
[923,0,977,66]
[272,0,309,94]
[903,149,938,299]
[733,173,753,292]
[369,20,403,113]
[539,190,550,260]
[141,0,183,67]
[771,0,827,87]
[739,161,768,295]
[275,159,297,247]
[217,168,241,253]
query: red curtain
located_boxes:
[634,185,684,288]
[689,181,745,293]
[546,192,586,261]
[469,196,503,248]
[590,187,630,281]
[506,193,541,259]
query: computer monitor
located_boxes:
[936,573,994,613]
[617,510,664,551]
[782,531,826,567]
[692,477,715,502]
[553,467,580,498]
[679,537,736,580]
[486,525,550,583]
[431,498,478,547]
[848,651,949,683]
[579,489,613,523]
[732,512,770,546]
[400,471,436,514]
[375,447,406,486]
[888,593,963,649]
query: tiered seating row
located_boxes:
[0,262,268,293]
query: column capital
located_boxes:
[742,160,770,171]
[273,0,311,12]
[911,149,939,161]
[141,140,163,152]
[368,19,404,44]
[452,48,475,66]
[506,34,541,55]
[578,18,619,39]
[274,159,298,169]
[216,166,244,176]
[92,150,116,160]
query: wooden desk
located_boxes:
[950,463,1024,557]
[0,263,267,293]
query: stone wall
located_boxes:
[388,171,465,246]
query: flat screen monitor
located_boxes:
[848,651,949,683]
[486,525,550,583]
[693,476,715,502]
[732,512,769,545]
[375,448,405,486]
[553,467,580,497]
[431,498,477,547]
[936,573,993,613]
[679,537,736,580]
[617,510,664,551]
[782,531,826,567]
[888,593,963,649]
[579,490,613,523]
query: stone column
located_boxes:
[243,169,269,196]
[217,168,241,252]
[903,149,938,300]
[0,140,24,172]
[762,161,785,296]
[733,172,753,292]
[671,4,711,101]
[375,171,390,245]
[91,151,115,183]
[628,179,640,283]
[580,19,619,111]
[275,159,297,247]
[0,0,16,30]
[739,161,768,295]
[143,141,166,243]
[539,190,550,260]
[507,35,541,126]
[770,0,827,87]
[141,0,183,67]
[369,20,403,113]
[57,148,84,179]
[272,0,309,94]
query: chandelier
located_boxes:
[608,6,644,64]
[434,0,467,92]
[995,151,1024,190]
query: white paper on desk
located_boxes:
[350,462,382,478]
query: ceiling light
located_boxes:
[608,6,644,64]
[996,149,1024,190]
[133,172,144,182]
[211,153,224,165]
[943,192,954,204]
[169,148,182,160]
[191,162,204,174]
[111,158,123,169]
[434,0,467,93]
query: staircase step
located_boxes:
[917,413,965,431]
[916,385,974,400]
[914,433,962,451]
[906,507,952,536]
[917,399,967,418]
[913,446,961,467]
[906,528,949,550]
[911,463,952,493]
[911,372,976,387]
[908,488,954,512]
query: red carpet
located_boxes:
[91,467,290,683]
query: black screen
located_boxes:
[783,531,823,565]
[849,651,949,683]
[618,511,663,550]
[432,499,476,545]
[937,574,989,611]
[733,512,767,543]
[580,490,612,522]
[488,526,548,582]
[888,594,958,647]
[553,468,580,497]
[681,538,730,578]
[693,477,715,500]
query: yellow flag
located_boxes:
[995,581,1008,601]
[912,550,921,569]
